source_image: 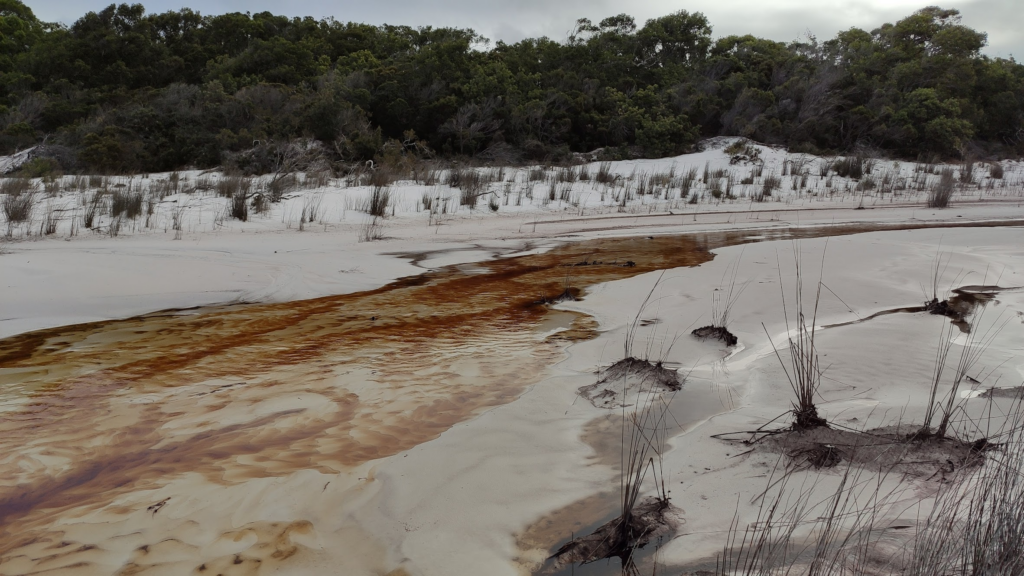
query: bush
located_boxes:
[80,127,142,173]
[18,158,61,178]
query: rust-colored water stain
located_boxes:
[0,220,1019,570]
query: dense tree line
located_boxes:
[0,1,1022,173]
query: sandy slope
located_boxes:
[3,139,1023,338]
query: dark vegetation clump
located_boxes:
[924,297,962,322]
[832,155,866,179]
[0,3,1019,173]
[762,244,829,432]
[366,185,392,217]
[110,188,143,219]
[229,189,249,221]
[2,190,33,224]
[550,496,676,568]
[927,167,956,208]
[693,255,746,347]
[692,325,738,346]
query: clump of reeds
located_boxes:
[920,308,1008,439]
[904,405,1024,574]
[927,167,955,208]
[364,186,392,217]
[2,191,33,226]
[301,190,325,223]
[650,166,675,187]
[413,163,440,186]
[448,168,489,208]
[43,177,64,196]
[716,458,909,576]
[108,215,122,237]
[680,167,698,197]
[110,188,144,219]
[267,173,297,202]
[1,177,34,196]
[758,174,781,200]
[960,159,974,184]
[556,165,578,183]
[635,173,651,196]
[307,170,332,188]
[230,189,249,221]
[82,192,101,229]
[767,244,828,430]
[361,165,396,189]
[170,202,186,240]
[693,254,747,347]
[216,176,253,198]
[359,216,385,242]
[251,192,270,215]
[38,202,62,235]
[832,156,865,179]
[595,162,616,184]
[557,182,573,203]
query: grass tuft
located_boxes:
[927,167,955,208]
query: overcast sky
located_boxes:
[26,0,1024,59]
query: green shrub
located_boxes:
[18,157,61,178]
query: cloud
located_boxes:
[28,0,1023,58]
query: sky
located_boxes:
[25,0,1024,59]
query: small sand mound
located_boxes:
[764,426,981,477]
[549,497,678,568]
[578,357,682,409]
[691,325,738,346]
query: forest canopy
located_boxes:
[1,1,1022,173]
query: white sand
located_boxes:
[3,140,1023,338]
[2,142,1024,575]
